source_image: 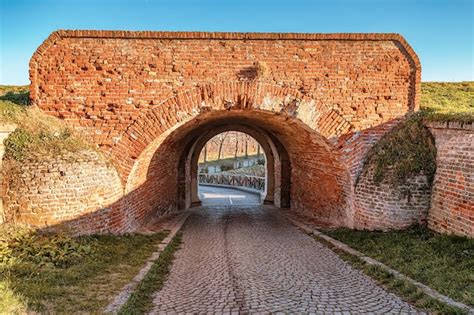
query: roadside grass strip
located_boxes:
[280,213,474,315]
[105,213,189,314]
[118,232,183,314]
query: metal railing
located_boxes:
[198,173,265,192]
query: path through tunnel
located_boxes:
[123,109,353,228]
[196,131,268,206]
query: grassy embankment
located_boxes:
[334,82,473,312]
[0,86,91,162]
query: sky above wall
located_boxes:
[0,0,472,85]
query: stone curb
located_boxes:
[104,212,191,314]
[279,212,474,314]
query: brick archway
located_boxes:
[112,81,335,185]
[120,99,353,227]
[23,30,422,233]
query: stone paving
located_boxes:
[151,189,420,314]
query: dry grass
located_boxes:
[0,86,93,161]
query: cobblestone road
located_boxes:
[151,189,419,314]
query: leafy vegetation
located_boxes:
[119,232,182,314]
[0,225,168,313]
[0,86,92,162]
[360,82,473,186]
[322,225,474,307]
[0,225,92,269]
[362,113,437,186]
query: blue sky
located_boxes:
[0,0,472,85]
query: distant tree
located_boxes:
[244,134,249,158]
[234,132,239,158]
[216,132,229,161]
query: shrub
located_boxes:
[220,164,234,172]
[0,91,29,106]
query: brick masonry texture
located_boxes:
[3,151,125,234]
[4,30,427,233]
[427,122,473,237]
[354,164,431,230]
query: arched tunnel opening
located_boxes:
[124,109,352,227]
[177,122,292,209]
[195,131,269,206]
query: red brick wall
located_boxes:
[428,122,473,237]
[30,31,419,156]
[22,30,422,233]
[354,164,431,230]
[3,151,125,234]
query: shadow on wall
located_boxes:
[16,30,426,234]
[2,113,436,236]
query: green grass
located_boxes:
[421,82,474,122]
[322,226,474,307]
[0,227,168,313]
[313,235,467,314]
[119,232,182,314]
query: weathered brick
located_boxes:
[2,30,432,234]
[427,123,473,237]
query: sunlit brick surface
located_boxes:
[12,30,425,234]
[428,122,474,237]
